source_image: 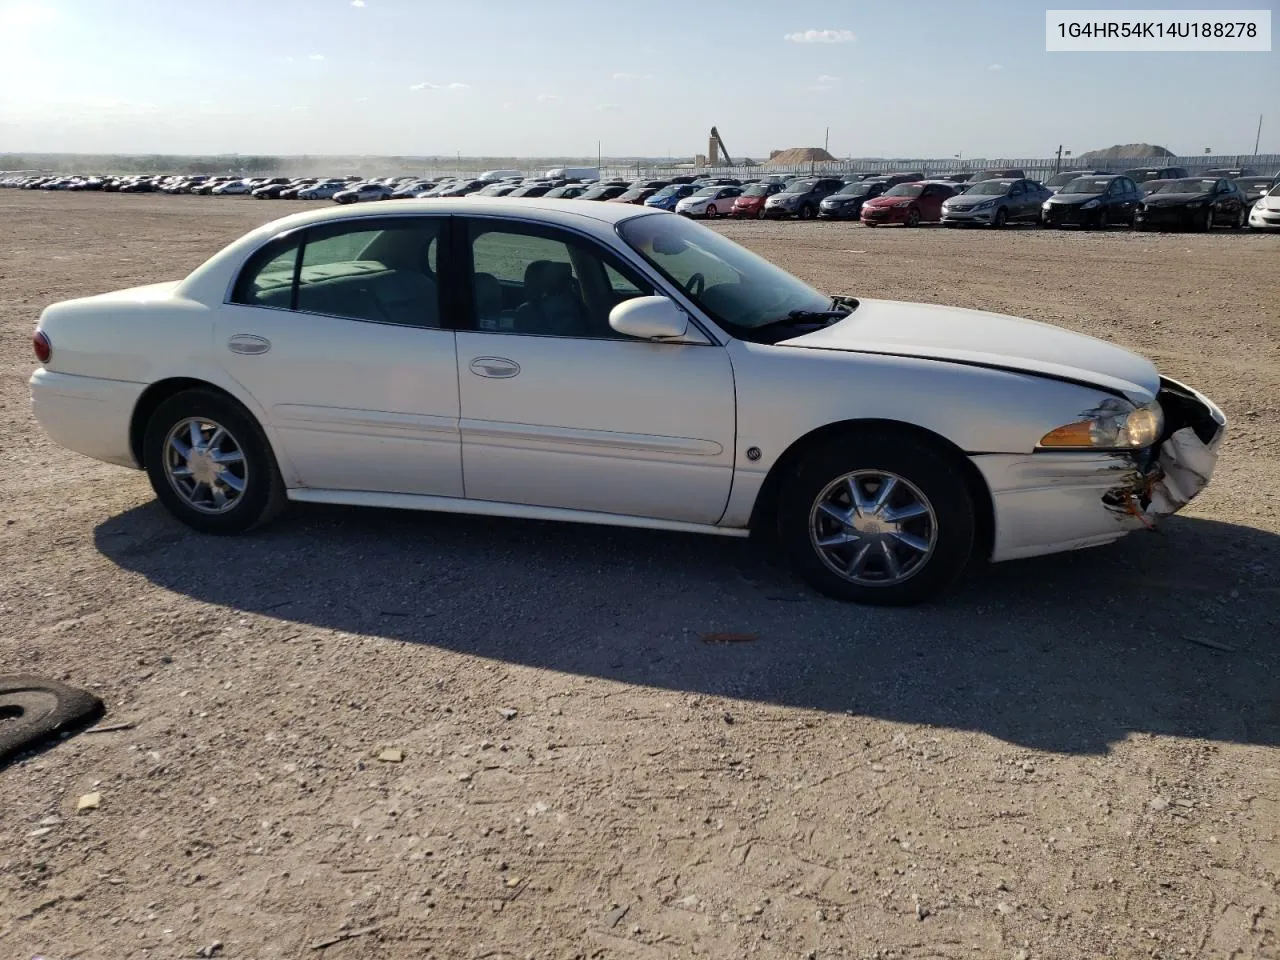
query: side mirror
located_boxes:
[609,296,689,341]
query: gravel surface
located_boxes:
[1,193,1278,959]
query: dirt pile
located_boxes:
[765,147,837,167]
[1078,142,1174,161]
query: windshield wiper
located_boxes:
[763,296,858,328]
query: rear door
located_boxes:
[214,215,463,496]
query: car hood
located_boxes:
[1143,193,1208,205]
[1257,195,1280,211]
[823,194,866,205]
[1046,192,1102,205]
[733,195,763,205]
[777,298,1159,399]
[946,195,1000,205]
[863,195,909,207]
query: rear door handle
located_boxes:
[228,334,271,355]
[469,357,520,379]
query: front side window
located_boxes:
[468,223,652,339]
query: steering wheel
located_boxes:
[683,272,706,298]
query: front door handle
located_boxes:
[228,334,271,355]
[469,356,521,379]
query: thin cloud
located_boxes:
[593,103,621,112]
[536,93,562,102]
[988,63,1003,70]
[410,82,437,90]
[612,72,653,81]
[351,0,365,5]
[785,29,856,43]
[308,53,326,61]
[815,74,840,83]
[410,81,469,91]
[445,82,470,89]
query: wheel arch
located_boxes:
[747,418,995,560]
[129,377,265,470]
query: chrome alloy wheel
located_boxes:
[163,418,248,514]
[808,470,938,586]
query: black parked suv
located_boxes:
[1123,165,1189,184]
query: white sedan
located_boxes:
[29,199,1225,605]
[1247,182,1280,231]
[675,186,742,218]
[297,181,349,200]
[211,180,254,196]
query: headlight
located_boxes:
[1041,200,1053,209]
[1081,199,1100,209]
[1039,399,1164,450]
[1256,199,1268,210]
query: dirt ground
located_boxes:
[1,192,1278,960]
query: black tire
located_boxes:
[906,207,921,227]
[1201,209,1214,232]
[798,204,815,221]
[705,205,717,219]
[143,388,285,534]
[1233,207,1247,229]
[0,676,104,767]
[992,208,1008,229]
[776,430,976,605]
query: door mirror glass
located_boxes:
[609,296,689,341]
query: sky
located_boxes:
[0,0,1276,159]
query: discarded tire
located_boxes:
[0,676,104,766]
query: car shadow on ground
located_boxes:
[95,502,1280,755]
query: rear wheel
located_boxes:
[907,207,921,227]
[777,431,976,605]
[143,389,285,535]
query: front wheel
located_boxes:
[705,205,717,219]
[1234,207,1247,229]
[143,389,285,535]
[992,208,1008,229]
[777,432,976,605]
[798,204,815,221]
[906,207,921,227]
[1201,208,1214,232]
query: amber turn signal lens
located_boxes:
[1038,421,1095,447]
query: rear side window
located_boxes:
[231,218,443,327]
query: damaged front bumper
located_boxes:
[973,377,1227,563]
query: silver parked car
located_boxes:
[942,178,1053,227]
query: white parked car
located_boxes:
[675,186,742,218]
[211,180,253,196]
[297,181,348,200]
[29,200,1225,604]
[1247,182,1280,231]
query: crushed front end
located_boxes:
[1102,377,1228,524]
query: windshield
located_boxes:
[618,215,830,332]
[782,180,816,194]
[836,182,873,196]
[1047,171,1090,187]
[1269,184,1280,198]
[1061,178,1111,195]
[653,184,683,198]
[743,184,772,197]
[1157,179,1215,194]
[965,180,1012,196]
[884,184,924,198]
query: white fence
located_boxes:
[602,154,1280,181]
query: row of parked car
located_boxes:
[5,165,1278,232]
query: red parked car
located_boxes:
[729,181,783,218]
[860,180,959,227]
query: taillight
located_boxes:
[33,330,52,364]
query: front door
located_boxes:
[215,215,463,496]
[455,219,736,524]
